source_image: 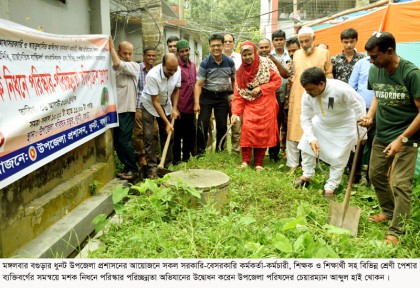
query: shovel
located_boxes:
[157,117,175,177]
[218,116,239,152]
[327,136,363,237]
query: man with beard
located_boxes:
[172,40,197,164]
[286,27,333,175]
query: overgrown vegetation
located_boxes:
[90,152,420,258]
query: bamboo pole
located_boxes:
[303,0,389,28]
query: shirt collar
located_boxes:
[178,56,190,67]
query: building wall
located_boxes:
[0,0,114,258]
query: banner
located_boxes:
[0,19,118,189]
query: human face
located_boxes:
[258,39,271,57]
[167,41,178,53]
[303,82,325,97]
[241,49,255,65]
[223,34,234,53]
[163,61,178,78]
[143,50,157,67]
[367,46,392,69]
[287,43,300,59]
[178,47,190,62]
[298,34,315,54]
[118,44,134,62]
[209,39,223,58]
[341,38,357,54]
[273,37,286,51]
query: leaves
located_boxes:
[273,233,293,253]
[239,216,256,226]
[92,214,108,233]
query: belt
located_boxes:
[202,88,227,96]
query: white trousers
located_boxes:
[286,140,300,168]
[301,150,346,191]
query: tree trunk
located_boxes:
[139,0,164,60]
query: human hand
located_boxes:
[310,140,320,156]
[194,103,200,114]
[383,138,403,158]
[358,115,373,127]
[231,114,240,125]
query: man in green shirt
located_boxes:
[360,32,420,245]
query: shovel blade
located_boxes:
[327,200,361,237]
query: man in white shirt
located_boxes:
[141,53,181,179]
[109,37,140,180]
[223,33,242,155]
[294,67,366,199]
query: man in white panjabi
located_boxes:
[294,67,366,198]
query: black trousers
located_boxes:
[173,112,195,164]
[113,112,137,173]
[197,89,229,155]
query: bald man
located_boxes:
[109,37,140,180]
[140,53,181,179]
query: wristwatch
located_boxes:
[401,136,408,143]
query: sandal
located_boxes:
[255,166,264,172]
[324,189,334,199]
[294,176,311,188]
[238,162,249,169]
[384,235,399,245]
[368,213,389,224]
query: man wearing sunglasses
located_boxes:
[360,31,420,245]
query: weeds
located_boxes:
[90,152,420,258]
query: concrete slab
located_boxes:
[12,178,126,258]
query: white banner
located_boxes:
[0,258,418,287]
[0,19,117,189]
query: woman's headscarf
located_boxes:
[235,41,279,101]
[236,41,260,90]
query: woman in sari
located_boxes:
[231,41,282,171]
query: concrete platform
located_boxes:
[12,178,126,258]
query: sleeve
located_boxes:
[348,61,360,91]
[196,61,207,81]
[175,68,181,88]
[324,51,333,79]
[118,61,140,80]
[300,93,317,143]
[259,69,282,95]
[406,68,420,99]
[232,85,246,116]
[143,74,159,96]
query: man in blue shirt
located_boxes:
[194,34,236,155]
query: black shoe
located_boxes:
[270,155,280,162]
[147,167,158,180]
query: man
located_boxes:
[286,37,300,60]
[195,33,236,155]
[141,53,181,179]
[167,36,179,54]
[134,47,157,172]
[287,27,333,174]
[294,67,366,198]
[109,37,139,180]
[223,33,242,155]
[173,39,197,164]
[332,28,366,183]
[269,30,291,161]
[349,56,375,186]
[332,28,365,83]
[359,32,420,245]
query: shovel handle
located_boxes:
[158,117,175,169]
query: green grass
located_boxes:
[89,151,420,258]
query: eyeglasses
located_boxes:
[372,31,383,38]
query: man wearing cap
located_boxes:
[195,33,236,155]
[172,39,197,164]
[286,26,333,174]
[141,53,181,179]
